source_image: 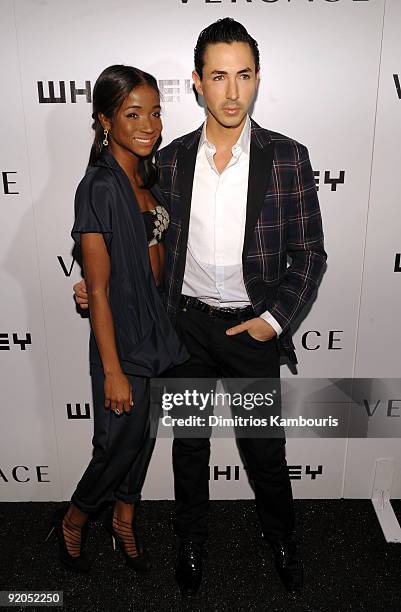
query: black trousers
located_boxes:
[168,306,295,544]
[71,366,155,514]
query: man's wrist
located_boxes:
[259,310,282,337]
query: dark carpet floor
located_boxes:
[0,500,400,612]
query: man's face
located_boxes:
[193,41,259,130]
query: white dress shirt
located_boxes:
[182,115,282,336]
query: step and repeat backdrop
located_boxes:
[1,0,400,502]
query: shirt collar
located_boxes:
[199,114,251,158]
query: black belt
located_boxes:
[180,295,255,321]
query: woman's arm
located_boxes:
[81,233,133,414]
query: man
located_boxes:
[75,18,326,595]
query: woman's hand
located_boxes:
[104,371,133,415]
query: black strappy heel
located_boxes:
[103,506,150,572]
[44,504,91,573]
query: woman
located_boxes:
[46,65,188,573]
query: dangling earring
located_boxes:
[103,128,109,146]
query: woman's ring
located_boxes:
[115,408,121,415]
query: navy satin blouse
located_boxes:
[71,149,189,377]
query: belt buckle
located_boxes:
[181,296,189,312]
[207,304,216,317]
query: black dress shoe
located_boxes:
[269,538,303,592]
[175,540,204,596]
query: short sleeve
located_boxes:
[71,172,113,247]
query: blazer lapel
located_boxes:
[150,182,167,206]
[176,133,200,275]
[242,130,275,259]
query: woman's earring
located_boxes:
[103,128,109,146]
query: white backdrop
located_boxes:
[1,0,400,502]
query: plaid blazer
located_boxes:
[155,118,327,364]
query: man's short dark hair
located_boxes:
[194,18,260,80]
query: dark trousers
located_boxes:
[71,366,155,514]
[168,306,295,544]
